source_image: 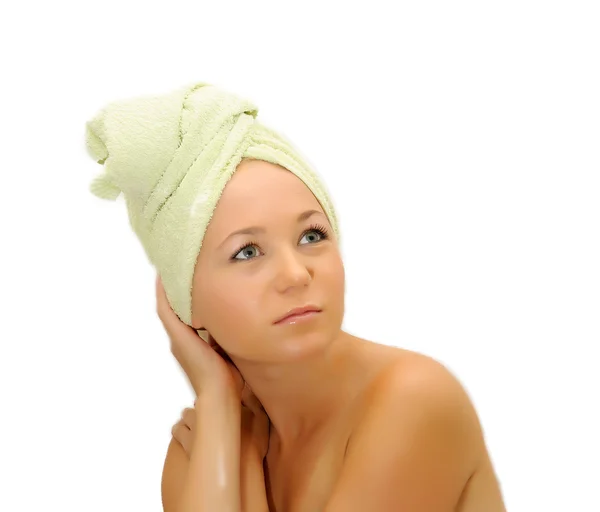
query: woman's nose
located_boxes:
[274,248,312,286]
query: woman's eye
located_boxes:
[300,230,322,244]
[231,228,327,262]
[234,245,259,261]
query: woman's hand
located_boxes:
[156,274,244,400]
[172,389,270,462]
[172,399,271,511]
[171,406,197,456]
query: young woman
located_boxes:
[158,158,506,512]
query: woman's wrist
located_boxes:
[195,386,240,410]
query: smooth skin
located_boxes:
[160,157,507,511]
[157,274,271,512]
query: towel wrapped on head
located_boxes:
[85,80,340,328]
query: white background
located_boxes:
[1,1,598,510]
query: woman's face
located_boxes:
[190,158,345,362]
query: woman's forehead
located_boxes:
[202,162,325,243]
[218,162,321,215]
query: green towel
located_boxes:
[85,80,340,327]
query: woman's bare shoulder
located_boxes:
[356,337,468,390]
[354,337,444,388]
[352,340,507,510]
[359,340,483,438]
[161,437,189,512]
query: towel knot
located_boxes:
[90,172,122,200]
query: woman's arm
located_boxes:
[162,434,270,512]
[164,401,270,512]
[178,390,242,512]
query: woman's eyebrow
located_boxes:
[218,209,324,249]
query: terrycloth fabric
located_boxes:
[85,80,341,327]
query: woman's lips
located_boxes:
[274,310,321,325]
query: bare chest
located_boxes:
[263,346,405,511]
[263,423,351,512]
[263,340,411,512]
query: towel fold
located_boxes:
[85,80,340,327]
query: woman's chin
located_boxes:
[271,329,337,360]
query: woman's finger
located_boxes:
[181,407,196,429]
[171,418,187,436]
[155,275,170,319]
[171,420,193,456]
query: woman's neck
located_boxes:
[234,330,367,452]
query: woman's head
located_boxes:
[190,158,345,363]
